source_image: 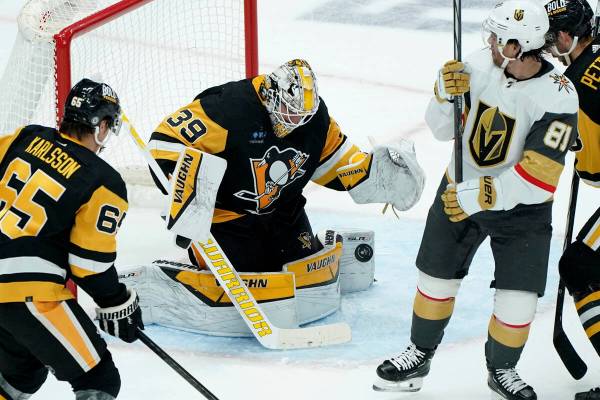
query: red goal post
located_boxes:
[54,0,258,123]
[1,0,258,188]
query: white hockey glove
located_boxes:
[337,139,425,211]
[96,288,144,343]
[434,60,470,103]
[166,147,226,243]
[441,176,503,222]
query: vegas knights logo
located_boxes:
[234,146,309,214]
[468,101,515,167]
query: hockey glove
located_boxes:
[96,288,144,343]
[441,177,501,222]
[435,60,469,102]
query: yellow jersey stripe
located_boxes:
[576,291,600,310]
[28,302,100,371]
[0,282,74,303]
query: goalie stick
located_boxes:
[553,171,586,379]
[122,114,352,350]
[552,1,600,379]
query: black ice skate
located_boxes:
[488,367,537,400]
[373,342,435,392]
[576,387,600,400]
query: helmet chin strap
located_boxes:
[497,45,522,69]
[93,126,112,154]
[551,36,579,66]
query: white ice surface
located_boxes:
[0,1,599,399]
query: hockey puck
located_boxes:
[355,244,373,262]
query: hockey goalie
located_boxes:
[120,59,425,337]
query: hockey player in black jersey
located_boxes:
[545,1,600,399]
[0,79,143,400]
[147,59,424,272]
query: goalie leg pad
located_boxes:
[119,261,298,337]
[337,229,375,293]
[284,230,343,324]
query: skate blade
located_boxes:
[489,390,507,400]
[372,376,423,392]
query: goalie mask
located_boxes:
[264,59,320,138]
[481,0,550,68]
[544,0,594,65]
[63,78,123,149]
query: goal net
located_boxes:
[0,0,258,202]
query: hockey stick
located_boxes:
[122,114,352,349]
[553,170,587,379]
[453,0,463,183]
[552,1,600,379]
[137,330,220,399]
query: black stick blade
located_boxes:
[553,330,587,380]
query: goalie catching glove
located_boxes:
[336,138,425,211]
[96,287,144,343]
[442,176,502,222]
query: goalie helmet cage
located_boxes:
[0,0,258,194]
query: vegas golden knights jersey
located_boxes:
[0,125,128,303]
[149,76,361,221]
[565,37,600,187]
[426,48,578,209]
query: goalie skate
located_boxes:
[373,343,435,392]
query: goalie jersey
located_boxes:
[149,76,362,220]
[564,37,600,187]
[426,48,578,209]
[0,126,128,303]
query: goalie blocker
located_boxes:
[118,230,374,336]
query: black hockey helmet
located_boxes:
[63,78,122,134]
[545,0,594,39]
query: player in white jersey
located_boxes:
[373,1,578,399]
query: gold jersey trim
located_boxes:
[518,150,563,189]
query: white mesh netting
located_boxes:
[0,0,251,204]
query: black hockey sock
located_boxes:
[485,315,530,368]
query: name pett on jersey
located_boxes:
[426,48,578,209]
[0,126,127,303]
[149,76,362,221]
[564,37,600,187]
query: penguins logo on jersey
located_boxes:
[234,146,309,214]
[298,232,312,249]
[469,102,515,167]
[513,9,524,21]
